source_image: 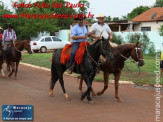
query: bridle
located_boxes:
[135,47,144,62]
[115,44,144,64]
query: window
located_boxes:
[45,37,52,42]
[141,27,151,31]
[41,38,44,42]
[52,37,61,41]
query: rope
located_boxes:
[12,40,22,53]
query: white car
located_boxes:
[31,36,71,53]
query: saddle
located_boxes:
[60,42,90,65]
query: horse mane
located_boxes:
[112,43,136,55]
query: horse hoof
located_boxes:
[96,92,103,96]
[49,90,54,97]
[92,92,96,97]
[64,93,71,101]
[15,77,18,80]
[117,98,122,103]
[88,100,94,104]
[80,95,84,101]
[116,97,122,102]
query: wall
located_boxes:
[134,21,163,31]
[114,31,163,51]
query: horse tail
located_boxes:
[50,61,59,90]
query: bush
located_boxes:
[111,33,124,44]
[126,32,155,54]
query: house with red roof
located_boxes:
[132,7,163,31]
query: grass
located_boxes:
[22,53,163,86]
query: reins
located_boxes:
[114,44,142,75]
[12,40,22,53]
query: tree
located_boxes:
[0,3,12,29]
[153,0,163,7]
[113,17,120,21]
[126,32,155,54]
[9,0,77,39]
[126,6,150,20]
[78,0,90,15]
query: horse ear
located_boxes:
[102,36,104,40]
[136,42,139,46]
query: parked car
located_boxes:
[31,36,71,53]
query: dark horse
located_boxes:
[4,39,32,79]
[0,42,5,77]
[79,42,144,102]
[49,37,114,103]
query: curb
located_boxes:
[20,62,135,85]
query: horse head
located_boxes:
[24,39,32,54]
[95,36,114,61]
[130,42,144,67]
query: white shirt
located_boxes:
[89,22,112,38]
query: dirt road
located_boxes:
[0,64,162,122]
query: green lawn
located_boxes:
[22,53,163,86]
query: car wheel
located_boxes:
[40,47,47,53]
[33,50,39,53]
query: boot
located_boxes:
[67,67,73,74]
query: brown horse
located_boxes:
[4,39,32,79]
[79,42,144,102]
[0,42,5,77]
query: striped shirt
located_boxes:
[2,29,17,44]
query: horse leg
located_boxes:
[8,61,15,77]
[15,61,19,80]
[97,71,109,96]
[1,69,5,78]
[114,72,122,102]
[80,74,92,103]
[79,76,96,96]
[87,73,96,104]
[49,63,59,97]
[79,76,83,94]
[58,73,70,101]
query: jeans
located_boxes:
[68,42,80,69]
[3,41,12,60]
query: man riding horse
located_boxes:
[67,17,88,74]
[2,24,17,63]
[0,27,3,44]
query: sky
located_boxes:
[1,0,156,18]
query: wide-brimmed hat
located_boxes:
[96,13,105,19]
[0,27,3,30]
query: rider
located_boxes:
[67,17,88,74]
[89,13,113,43]
[0,27,3,46]
[2,24,17,62]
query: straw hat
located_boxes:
[96,13,105,18]
[0,27,3,30]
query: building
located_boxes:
[132,7,163,31]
